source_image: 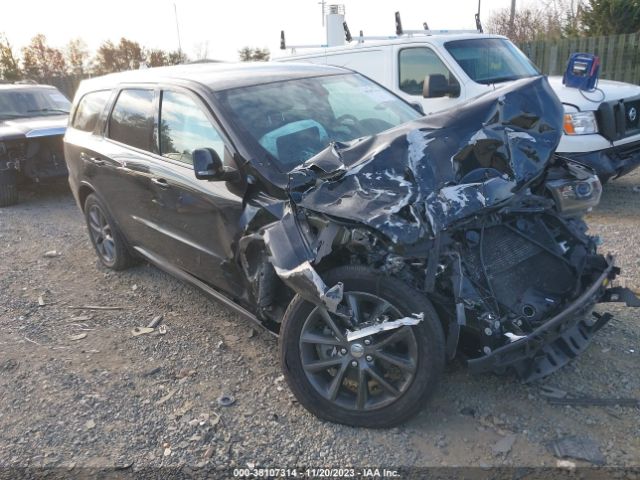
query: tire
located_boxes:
[279,265,445,428]
[0,170,19,207]
[84,193,136,270]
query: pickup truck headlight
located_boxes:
[563,111,598,135]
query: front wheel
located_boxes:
[84,193,136,270]
[0,169,19,207]
[279,265,445,428]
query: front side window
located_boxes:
[445,38,539,85]
[159,91,225,165]
[108,89,154,151]
[72,90,111,132]
[217,73,421,171]
[399,48,459,96]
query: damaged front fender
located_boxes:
[261,207,344,312]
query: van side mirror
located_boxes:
[193,148,239,182]
[423,74,460,98]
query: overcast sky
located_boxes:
[2,0,514,62]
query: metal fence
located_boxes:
[518,33,640,85]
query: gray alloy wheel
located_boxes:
[83,194,136,271]
[299,292,419,412]
[279,265,445,428]
[87,204,117,264]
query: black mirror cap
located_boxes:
[423,74,460,98]
[410,102,425,115]
[193,148,241,182]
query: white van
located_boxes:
[276,27,640,181]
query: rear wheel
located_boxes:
[84,194,135,270]
[279,265,445,428]
[0,170,19,207]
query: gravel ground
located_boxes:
[0,170,639,476]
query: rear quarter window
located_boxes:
[108,89,155,151]
[72,90,111,132]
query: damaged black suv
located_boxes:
[64,63,638,427]
[0,83,70,206]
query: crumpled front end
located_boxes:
[237,76,638,382]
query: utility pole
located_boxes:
[174,3,183,56]
[509,0,516,37]
[318,0,326,26]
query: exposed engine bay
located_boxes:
[234,76,639,381]
[0,134,67,182]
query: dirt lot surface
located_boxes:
[0,170,639,476]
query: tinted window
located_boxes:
[445,39,539,84]
[399,48,459,96]
[108,89,154,151]
[72,90,111,132]
[159,91,225,165]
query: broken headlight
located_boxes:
[546,173,602,216]
[563,111,598,135]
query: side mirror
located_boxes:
[193,148,239,182]
[423,74,460,98]
[410,102,425,115]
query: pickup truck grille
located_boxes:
[597,94,640,141]
[624,98,640,133]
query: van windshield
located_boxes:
[445,38,539,85]
[217,73,422,171]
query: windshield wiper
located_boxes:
[0,113,30,120]
[26,108,70,114]
[478,75,524,85]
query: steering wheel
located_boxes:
[336,114,359,125]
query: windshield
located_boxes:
[445,38,539,85]
[0,88,71,120]
[216,73,422,171]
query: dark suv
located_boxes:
[0,83,70,206]
[64,63,637,427]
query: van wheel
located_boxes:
[84,194,135,270]
[0,170,19,207]
[279,265,445,428]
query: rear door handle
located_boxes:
[151,177,170,189]
[80,152,105,166]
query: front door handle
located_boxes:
[80,152,105,166]
[151,177,170,189]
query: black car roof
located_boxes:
[76,62,350,97]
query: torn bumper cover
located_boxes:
[468,256,638,382]
[560,139,640,181]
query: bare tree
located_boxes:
[487,7,549,42]
[193,41,209,61]
[486,0,586,42]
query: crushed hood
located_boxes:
[0,115,68,141]
[288,76,564,244]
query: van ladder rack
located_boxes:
[280,10,481,52]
